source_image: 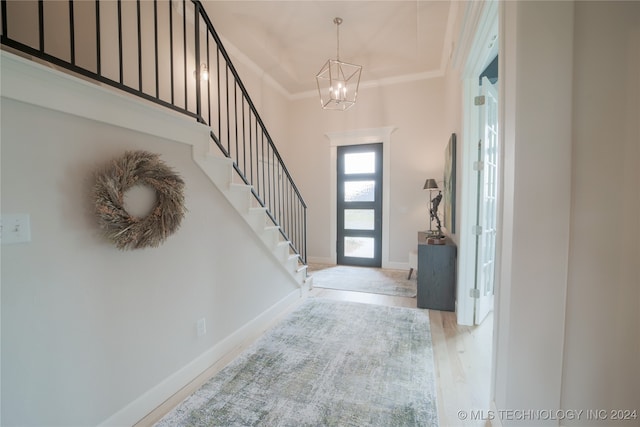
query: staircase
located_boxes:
[0,0,309,284]
[196,152,310,288]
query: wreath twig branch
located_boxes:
[93,150,186,250]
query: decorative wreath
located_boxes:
[93,150,186,250]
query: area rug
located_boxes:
[156,298,438,426]
[308,264,417,298]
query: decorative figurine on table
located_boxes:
[428,192,446,244]
[424,178,446,244]
[430,191,443,236]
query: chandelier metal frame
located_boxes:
[316,17,362,111]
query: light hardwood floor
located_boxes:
[312,287,493,427]
[137,286,493,426]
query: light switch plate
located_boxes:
[1,214,32,244]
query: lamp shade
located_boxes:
[423,179,438,190]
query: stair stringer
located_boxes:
[191,145,312,291]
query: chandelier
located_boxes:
[316,17,362,111]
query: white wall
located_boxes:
[494,1,639,425]
[0,53,299,426]
[497,1,574,421]
[561,1,640,422]
[285,77,451,266]
[223,42,292,151]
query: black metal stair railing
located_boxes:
[1,0,307,264]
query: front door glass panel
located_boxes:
[337,143,383,267]
[344,237,375,258]
[344,152,375,174]
[344,181,375,202]
[344,209,375,230]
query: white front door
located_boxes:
[474,76,498,324]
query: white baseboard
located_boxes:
[383,261,410,270]
[306,257,410,272]
[306,256,334,265]
[98,289,303,427]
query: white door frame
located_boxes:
[325,126,397,268]
[457,2,499,326]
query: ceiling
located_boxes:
[201,1,457,97]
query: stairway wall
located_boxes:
[1,52,301,426]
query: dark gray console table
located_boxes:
[417,233,456,311]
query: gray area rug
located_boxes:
[309,264,417,298]
[156,298,438,426]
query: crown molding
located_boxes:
[291,69,446,101]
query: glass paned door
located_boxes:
[474,76,498,324]
[337,143,383,267]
